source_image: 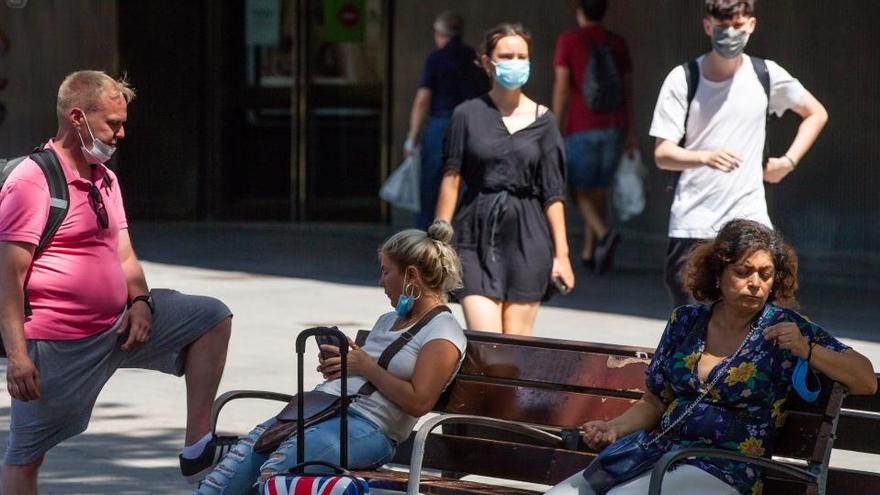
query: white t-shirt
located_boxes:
[649,54,805,239]
[315,310,467,443]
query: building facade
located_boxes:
[1,0,877,276]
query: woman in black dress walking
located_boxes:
[435,23,575,335]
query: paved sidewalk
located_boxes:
[0,223,877,494]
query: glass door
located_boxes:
[229,0,390,221]
[295,0,390,221]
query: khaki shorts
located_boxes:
[4,288,232,465]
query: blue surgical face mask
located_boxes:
[395,273,419,317]
[492,59,530,90]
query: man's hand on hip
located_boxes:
[6,354,40,401]
[119,303,152,351]
[763,156,795,183]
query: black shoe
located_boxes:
[581,257,595,270]
[179,435,239,483]
[594,231,621,275]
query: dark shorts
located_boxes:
[565,127,625,189]
[4,288,232,465]
[664,238,708,308]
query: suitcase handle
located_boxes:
[295,327,350,467]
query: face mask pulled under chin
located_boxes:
[77,112,116,164]
[711,25,750,59]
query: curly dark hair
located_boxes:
[686,219,798,307]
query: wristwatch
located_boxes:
[130,294,155,314]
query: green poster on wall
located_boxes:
[323,0,365,43]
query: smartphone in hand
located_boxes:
[552,276,570,296]
[315,335,341,361]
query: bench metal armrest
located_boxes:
[647,448,818,495]
[405,414,563,495]
[211,390,293,435]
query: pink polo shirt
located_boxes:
[0,140,129,340]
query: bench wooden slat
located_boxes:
[771,411,829,459]
[442,380,639,428]
[826,466,880,495]
[840,375,880,412]
[464,330,654,357]
[401,433,593,486]
[763,477,813,495]
[833,409,880,454]
[461,341,648,392]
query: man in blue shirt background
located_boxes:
[405,11,489,230]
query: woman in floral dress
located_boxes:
[546,219,877,495]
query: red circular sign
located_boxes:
[337,3,359,28]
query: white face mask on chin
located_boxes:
[77,112,116,164]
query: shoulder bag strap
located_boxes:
[643,322,758,447]
[356,305,452,396]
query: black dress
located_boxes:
[444,95,567,302]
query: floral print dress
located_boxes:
[644,303,849,495]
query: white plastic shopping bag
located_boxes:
[612,149,646,222]
[380,150,421,213]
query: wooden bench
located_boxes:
[211,330,860,495]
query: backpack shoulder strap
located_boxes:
[28,148,69,256]
[749,57,772,167]
[667,59,701,192]
[749,56,771,108]
[679,58,700,147]
[22,148,69,317]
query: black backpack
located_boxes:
[582,32,624,113]
[667,56,771,192]
[0,147,69,357]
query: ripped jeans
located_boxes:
[193,410,395,495]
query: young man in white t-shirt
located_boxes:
[649,0,828,307]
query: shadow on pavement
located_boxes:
[130,222,880,343]
[0,404,189,495]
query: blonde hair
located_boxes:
[380,221,462,297]
[56,70,136,121]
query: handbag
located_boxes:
[253,390,341,454]
[581,321,761,494]
[582,430,664,494]
[260,461,369,495]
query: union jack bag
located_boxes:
[260,461,368,495]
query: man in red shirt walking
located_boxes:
[552,0,636,274]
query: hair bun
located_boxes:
[427,219,454,244]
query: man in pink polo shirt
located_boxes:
[0,71,234,493]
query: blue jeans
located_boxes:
[193,410,395,495]
[414,116,451,230]
[565,128,625,189]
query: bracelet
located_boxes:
[806,340,817,363]
[783,154,798,169]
